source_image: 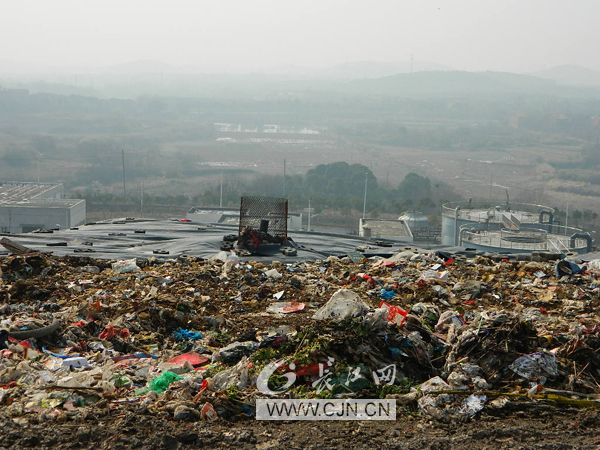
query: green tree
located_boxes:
[398,172,431,201]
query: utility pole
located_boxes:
[37,153,43,184]
[304,199,314,232]
[122,149,126,196]
[362,172,368,219]
[219,170,223,208]
[140,182,144,216]
[283,159,287,198]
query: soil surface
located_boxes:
[1,405,598,449]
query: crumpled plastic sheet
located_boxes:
[172,328,204,341]
[313,288,368,321]
[509,351,559,384]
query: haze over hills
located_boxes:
[0,59,451,79]
[532,64,600,88]
[2,59,600,100]
[344,70,600,98]
[313,61,453,79]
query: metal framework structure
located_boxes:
[239,196,288,240]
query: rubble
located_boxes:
[0,244,598,431]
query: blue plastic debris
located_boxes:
[555,259,584,278]
[172,328,204,341]
[42,347,77,359]
[379,289,395,300]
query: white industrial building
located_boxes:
[0,182,86,233]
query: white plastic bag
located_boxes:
[313,289,368,321]
[209,356,249,391]
[111,259,140,274]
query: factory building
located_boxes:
[0,182,86,233]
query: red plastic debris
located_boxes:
[294,362,322,377]
[198,379,209,394]
[379,301,408,327]
[18,340,32,349]
[99,325,118,340]
[166,352,210,367]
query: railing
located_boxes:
[442,201,554,224]
[462,229,548,251]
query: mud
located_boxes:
[0,405,598,449]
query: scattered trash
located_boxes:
[62,357,89,368]
[111,258,140,273]
[555,259,584,277]
[144,371,181,394]
[266,302,305,314]
[213,342,259,364]
[209,356,249,391]
[200,402,219,422]
[379,301,408,327]
[172,328,204,341]
[167,352,210,367]
[509,351,559,384]
[264,268,283,280]
[0,245,598,429]
[313,289,368,321]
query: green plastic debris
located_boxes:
[149,371,181,393]
[136,371,181,395]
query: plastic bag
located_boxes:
[209,356,249,391]
[459,394,487,416]
[208,251,229,263]
[111,259,140,274]
[147,371,181,393]
[379,301,407,327]
[509,351,558,384]
[172,328,204,341]
[313,289,368,321]
[213,342,258,364]
[264,269,283,280]
[419,376,451,393]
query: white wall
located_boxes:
[0,200,86,233]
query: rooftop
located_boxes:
[0,182,61,204]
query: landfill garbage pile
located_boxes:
[0,247,599,433]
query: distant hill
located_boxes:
[97,59,193,75]
[532,64,600,87]
[317,60,452,80]
[343,70,600,98]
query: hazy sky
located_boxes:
[2,0,599,74]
